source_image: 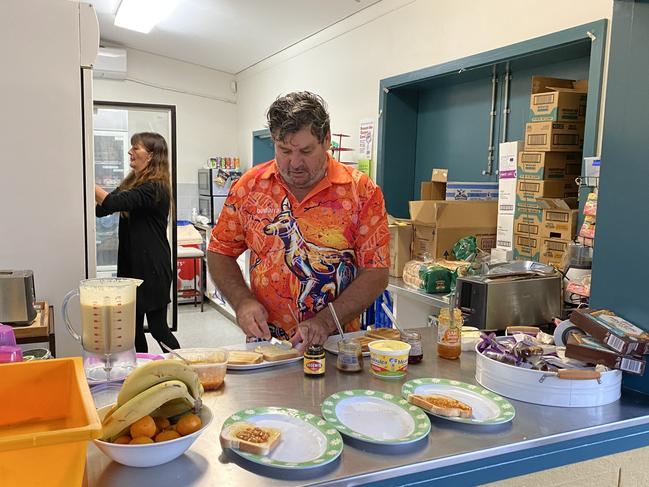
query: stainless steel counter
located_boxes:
[85,328,649,486]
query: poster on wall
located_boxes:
[358,118,374,177]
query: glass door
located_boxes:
[93,102,178,330]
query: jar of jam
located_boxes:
[401,330,423,364]
[336,340,363,372]
[304,345,325,377]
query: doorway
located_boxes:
[93,101,179,331]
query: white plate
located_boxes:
[222,342,303,370]
[323,331,371,357]
[321,390,430,445]
[221,407,343,469]
[401,378,515,425]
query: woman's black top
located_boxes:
[96,181,172,314]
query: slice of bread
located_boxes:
[408,393,473,418]
[220,422,282,455]
[227,350,263,365]
[365,328,401,341]
[351,335,375,352]
[254,345,299,362]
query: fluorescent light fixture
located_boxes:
[114,0,180,34]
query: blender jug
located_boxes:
[62,278,142,382]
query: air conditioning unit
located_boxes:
[93,47,127,80]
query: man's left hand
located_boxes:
[297,314,332,349]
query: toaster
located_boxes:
[0,270,37,325]
[455,262,561,329]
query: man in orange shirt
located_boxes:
[207,92,389,348]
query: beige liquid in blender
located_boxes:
[80,297,136,354]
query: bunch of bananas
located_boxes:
[100,359,204,441]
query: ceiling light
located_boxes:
[114,0,180,34]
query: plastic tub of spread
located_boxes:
[175,348,228,390]
[368,339,411,380]
[0,357,102,485]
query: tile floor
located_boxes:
[145,301,245,353]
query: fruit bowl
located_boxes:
[93,405,213,467]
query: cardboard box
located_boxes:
[420,168,448,200]
[516,179,578,207]
[565,334,645,375]
[539,237,570,266]
[388,220,413,278]
[570,309,649,356]
[524,122,584,152]
[518,152,582,180]
[529,76,588,122]
[499,141,524,179]
[491,247,514,263]
[513,232,540,261]
[497,215,515,250]
[408,200,497,260]
[445,182,499,201]
[541,208,578,240]
[498,179,517,215]
[411,224,496,260]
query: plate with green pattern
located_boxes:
[321,390,431,445]
[220,407,343,469]
[401,378,515,425]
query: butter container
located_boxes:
[368,340,411,380]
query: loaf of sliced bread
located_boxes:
[220,422,282,455]
[408,393,473,418]
[227,350,263,365]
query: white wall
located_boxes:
[94,48,238,183]
[235,0,613,171]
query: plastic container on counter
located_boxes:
[0,357,102,485]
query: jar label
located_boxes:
[304,359,325,374]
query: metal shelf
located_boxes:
[387,277,450,308]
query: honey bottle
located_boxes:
[437,307,462,360]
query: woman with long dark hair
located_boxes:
[95,132,180,353]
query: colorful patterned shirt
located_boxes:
[208,155,390,339]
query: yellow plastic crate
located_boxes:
[0,357,101,486]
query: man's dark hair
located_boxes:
[266,91,330,144]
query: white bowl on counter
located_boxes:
[93,405,213,467]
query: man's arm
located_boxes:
[207,250,271,340]
[297,267,389,348]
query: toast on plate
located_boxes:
[227,350,263,365]
[408,393,473,418]
[350,335,375,352]
[365,328,401,341]
[253,345,299,362]
[220,422,282,455]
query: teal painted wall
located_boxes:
[252,129,274,166]
[377,22,607,219]
[590,0,649,393]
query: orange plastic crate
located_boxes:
[0,357,101,486]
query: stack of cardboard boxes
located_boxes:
[514,76,587,265]
[388,169,498,278]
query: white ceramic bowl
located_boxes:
[93,405,213,467]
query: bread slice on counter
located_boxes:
[227,350,263,365]
[220,422,282,455]
[254,345,299,362]
[408,393,473,418]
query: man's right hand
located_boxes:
[235,298,271,340]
